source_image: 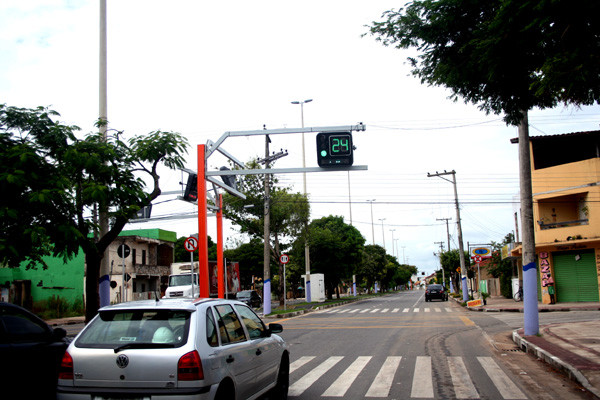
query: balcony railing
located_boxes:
[537,218,589,230]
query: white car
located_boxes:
[57,298,289,400]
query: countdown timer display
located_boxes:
[316,132,354,167]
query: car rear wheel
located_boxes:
[215,379,235,400]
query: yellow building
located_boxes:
[511,131,600,304]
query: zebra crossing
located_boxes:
[322,307,455,314]
[288,355,527,399]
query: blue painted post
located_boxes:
[523,262,539,335]
[263,279,271,316]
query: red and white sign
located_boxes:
[184,236,199,252]
[279,254,289,264]
[473,255,482,263]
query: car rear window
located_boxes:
[75,309,191,348]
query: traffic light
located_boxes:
[316,132,353,167]
[183,173,198,202]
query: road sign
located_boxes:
[279,254,289,264]
[117,244,131,258]
[184,236,199,252]
[473,255,482,263]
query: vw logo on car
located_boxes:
[116,354,129,369]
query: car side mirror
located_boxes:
[268,323,283,335]
[52,327,67,341]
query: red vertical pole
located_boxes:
[198,145,209,298]
[217,194,225,298]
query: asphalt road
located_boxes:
[273,291,595,400]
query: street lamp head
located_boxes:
[304,99,313,103]
[291,101,300,105]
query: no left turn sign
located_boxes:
[184,236,199,252]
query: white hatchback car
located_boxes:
[57,298,289,400]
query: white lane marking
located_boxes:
[448,356,479,399]
[403,308,410,313]
[288,356,344,397]
[290,356,315,374]
[370,309,380,313]
[392,308,400,313]
[477,356,527,399]
[411,356,434,398]
[365,356,402,397]
[322,356,372,397]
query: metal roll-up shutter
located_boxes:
[553,250,599,303]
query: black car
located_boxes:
[425,284,448,302]
[236,290,262,307]
[0,302,69,399]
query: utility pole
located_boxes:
[437,218,452,252]
[428,170,468,302]
[434,241,445,287]
[258,132,289,315]
[517,112,539,335]
[262,134,272,315]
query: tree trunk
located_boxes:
[85,252,101,323]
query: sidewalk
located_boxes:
[465,295,600,398]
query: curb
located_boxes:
[512,329,600,399]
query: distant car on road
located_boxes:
[425,284,448,302]
[236,290,262,308]
[57,297,288,400]
[0,302,69,399]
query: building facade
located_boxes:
[512,131,600,304]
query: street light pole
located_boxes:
[389,229,396,257]
[428,170,468,303]
[379,218,386,250]
[291,99,313,303]
[367,199,376,245]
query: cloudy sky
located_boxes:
[2,1,599,275]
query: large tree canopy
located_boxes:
[1,105,188,321]
[307,215,365,299]
[365,0,600,125]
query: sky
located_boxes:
[2,1,599,276]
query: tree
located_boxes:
[222,159,309,304]
[440,249,471,295]
[307,216,365,299]
[358,245,387,294]
[0,105,188,321]
[365,0,599,333]
[486,233,516,298]
[223,238,264,289]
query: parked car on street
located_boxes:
[236,290,262,308]
[425,284,448,302]
[0,302,69,399]
[57,298,289,400]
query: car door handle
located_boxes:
[256,349,262,356]
[226,355,235,363]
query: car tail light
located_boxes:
[59,351,74,380]
[178,351,204,381]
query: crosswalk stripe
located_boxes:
[392,308,400,313]
[360,309,370,313]
[448,356,479,399]
[349,309,359,313]
[322,356,371,397]
[370,308,380,313]
[403,308,410,312]
[414,308,420,312]
[446,308,453,312]
[338,309,349,313]
[424,308,431,312]
[288,356,344,397]
[412,356,434,398]
[434,308,441,312]
[365,356,402,397]
[381,308,389,313]
[290,356,315,374]
[477,357,527,399]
